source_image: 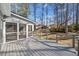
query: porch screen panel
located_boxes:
[28,25,32,37]
[6,22,17,42]
[19,24,26,39]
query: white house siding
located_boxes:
[0,3,11,16]
[0,18,2,43]
[0,16,2,51]
[0,3,11,44]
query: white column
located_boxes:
[3,22,6,43]
[17,23,19,40]
[32,24,34,36]
[32,24,34,32]
[26,24,28,38]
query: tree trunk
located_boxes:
[76,4,79,32]
[65,4,68,33]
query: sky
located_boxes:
[11,3,77,25]
[11,3,55,25]
[27,3,55,25]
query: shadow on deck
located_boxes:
[0,36,77,56]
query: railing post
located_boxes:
[72,35,75,48]
[77,38,79,56]
[56,34,58,43]
[76,36,79,56]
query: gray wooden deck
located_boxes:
[0,36,77,56]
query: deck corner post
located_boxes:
[78,39,79,56]
[72,35,75,48]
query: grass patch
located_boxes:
[33,31,77,46]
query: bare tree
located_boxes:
[33,4,37,31]
[65,4,68,33]
[33,4,36,23]
[76,3,79,31]
[72,4,75,24]
[54,4,59,31]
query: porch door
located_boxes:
[28,25,33,37]
[19,24,26,39]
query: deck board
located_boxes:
[0,36,77,56]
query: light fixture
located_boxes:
[0,11,8,22]
[0,11,3,19]
[0,3,11,22]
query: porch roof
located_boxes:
[11,12,35,25]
